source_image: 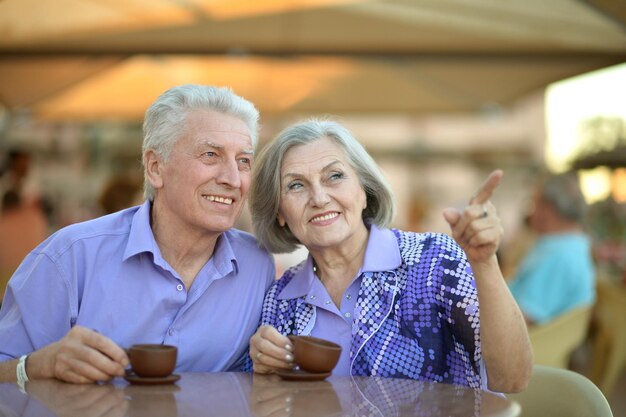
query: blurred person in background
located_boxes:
[508,172,595,326]
[0,84,275,385]
[0,190,48,302]
[97,174,144,215]
[247,119,532,393]
[0,149,40,211]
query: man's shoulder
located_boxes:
[224,228,272,257]
[38,208,137,256]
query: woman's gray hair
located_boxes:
[142,84,259,201]
[540,172,587,223]
[250,119,395,253]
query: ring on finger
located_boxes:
[256,352,263,360]
[480,204,488,218]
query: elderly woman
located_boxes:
[248,120,532,393]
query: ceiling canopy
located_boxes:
[1,0,625,120]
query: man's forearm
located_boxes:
[0,359,19,383]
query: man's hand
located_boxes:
[29,326,129,383]
[442,170,504,264]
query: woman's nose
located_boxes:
[310,185,330,207]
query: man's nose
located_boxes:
[217,159,242,188]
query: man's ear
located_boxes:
[144,150,164,190]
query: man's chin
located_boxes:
[203,218,237,234]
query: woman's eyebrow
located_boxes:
[283,160,343,179]
[321,160,343,171]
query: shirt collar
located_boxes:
[277,225,401,300]
[123,200,160,261]
[277,257,316,300]
[123,200,238,275]
[361,224,402,273]
[211,231,239,276]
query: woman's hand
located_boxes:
[443,169,533,392]
[442,170,504,265]
[249,325,295,374]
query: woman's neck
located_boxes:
[310,223,370,299]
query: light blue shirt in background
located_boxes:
[508,232,595,324]
[0,200,275,372]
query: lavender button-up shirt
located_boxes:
[0,200,275,372]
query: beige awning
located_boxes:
[1,0,625,120]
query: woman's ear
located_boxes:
[277,212,286,227]
[144,150,164,191]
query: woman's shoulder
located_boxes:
[280,259,307,280]
[268,259,308,295]
[392,229,461,256]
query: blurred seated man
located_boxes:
[0,190,48,300]
[508,172,595,326]
[0,84,275,385]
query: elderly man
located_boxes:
[0,85,275,385]
[508,172,595,325]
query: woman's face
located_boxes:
[277,136,368,252]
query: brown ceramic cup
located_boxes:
[288,335,342,373]
[128,344,177,378]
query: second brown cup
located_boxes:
[128,344,177,378]
[288,335,341,373]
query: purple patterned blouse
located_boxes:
[257,227,485,389]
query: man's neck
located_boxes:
[150,201,220,288]
[541,219,583,235]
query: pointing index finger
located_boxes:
[469,170,503,204]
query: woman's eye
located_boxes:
[329,172,344,180]
[239,158,251,165]
[287,182,303,190]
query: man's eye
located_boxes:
[239,158,251,165]
[202,151,216,158]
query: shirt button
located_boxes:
[346,294,352,300]
[168,329,174,336]
[344,312,352,318]
[176,284,184,291]
[309,295,316,300]
[325,300,331,305]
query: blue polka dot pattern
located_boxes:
[255,229,483,389]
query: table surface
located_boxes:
[0,372,520,417]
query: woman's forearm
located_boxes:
[472,255,533,393]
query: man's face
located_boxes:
[149,109,254,237]
[528,189,552,234]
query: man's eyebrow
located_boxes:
[201,141,223,149]
[200,141,254,154]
